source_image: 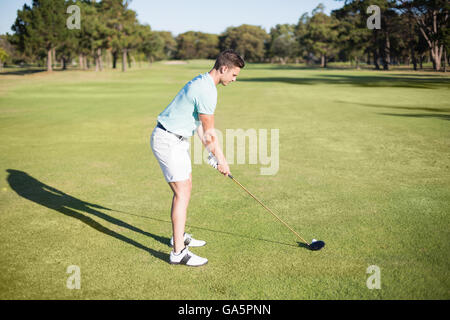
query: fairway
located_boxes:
[0,61,449,299]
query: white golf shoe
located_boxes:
[170,233,206,248]
[169,247,208,267]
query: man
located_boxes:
[151,49,245,267]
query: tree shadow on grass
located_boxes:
[0,68,47,76]
[336,100,450,113]
[5,169,169,263]
[239,74,450,89]
[378,113,450,121]
[335,101,450,121]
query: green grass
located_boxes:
[0,61,449,299]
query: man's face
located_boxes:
[219,66,241,86]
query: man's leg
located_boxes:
[168,173,192,253]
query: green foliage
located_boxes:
[220,25,270,62]
[138,25,165,62]
[176,31,219,60]
[0,36,15,64]
[269,24,298,63]
[303,5,339,67]
[0,48,9,66]
[4,0,448,71]
[154,31,177,59]
[11,0,67,69]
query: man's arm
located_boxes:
[198,113,230,176]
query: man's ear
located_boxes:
[219,65,228,74]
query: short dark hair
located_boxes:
[213,49,245,70]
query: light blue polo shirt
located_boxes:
[157,72,217,137]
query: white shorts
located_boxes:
[150,126,191,183]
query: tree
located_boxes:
[175,32,197,59]
[195,33,219,59]
[58,26,78,70]
[303,4,339,68]
[294,13,311,63]
[102,0,139,72]
[219,25,269,62]
[1,35,18,65]
[333,5,371,69]
[0,48,9,70]
[138,24,164,64]
[154,31,177,59]
[74,1,109,71]
[333,0,399,70]
[398,0,449,71]
[11,0,67,72]
[269,24,298,64]
[176,31,219,60]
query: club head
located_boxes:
[308,240,325,251]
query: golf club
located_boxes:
[227,174,325,251]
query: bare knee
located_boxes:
[171,179,192,200]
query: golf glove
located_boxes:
[207,152,218,169]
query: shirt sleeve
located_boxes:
[195,88,217,115]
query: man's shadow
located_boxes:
[6,169,169,263]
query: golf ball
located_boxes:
[311,239,317,243]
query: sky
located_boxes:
[0,0,344,36]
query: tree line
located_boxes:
[0,0,448,72]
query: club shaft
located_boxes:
[228,175,310,245]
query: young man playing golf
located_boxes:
[151,49,245,266]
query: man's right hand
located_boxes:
[217,162,231,177]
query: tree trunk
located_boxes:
[444,47,447,72]
[97,48,103,71]
[106,50,112,69]
[47,48,52,72]
[94,49,102,72]
[431,49,437,70]
[321,54,325,68]
[411,47,417,71]
[128,54,133,69]
[431,44,443,71]
[79,54,83,70]
[373,49,380,70]
[112,51,117,69]
[382,32,390,70]
[95,54,99,72]
[122,49,127,72]
[52,47,56,69]
[415,9,445,72]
